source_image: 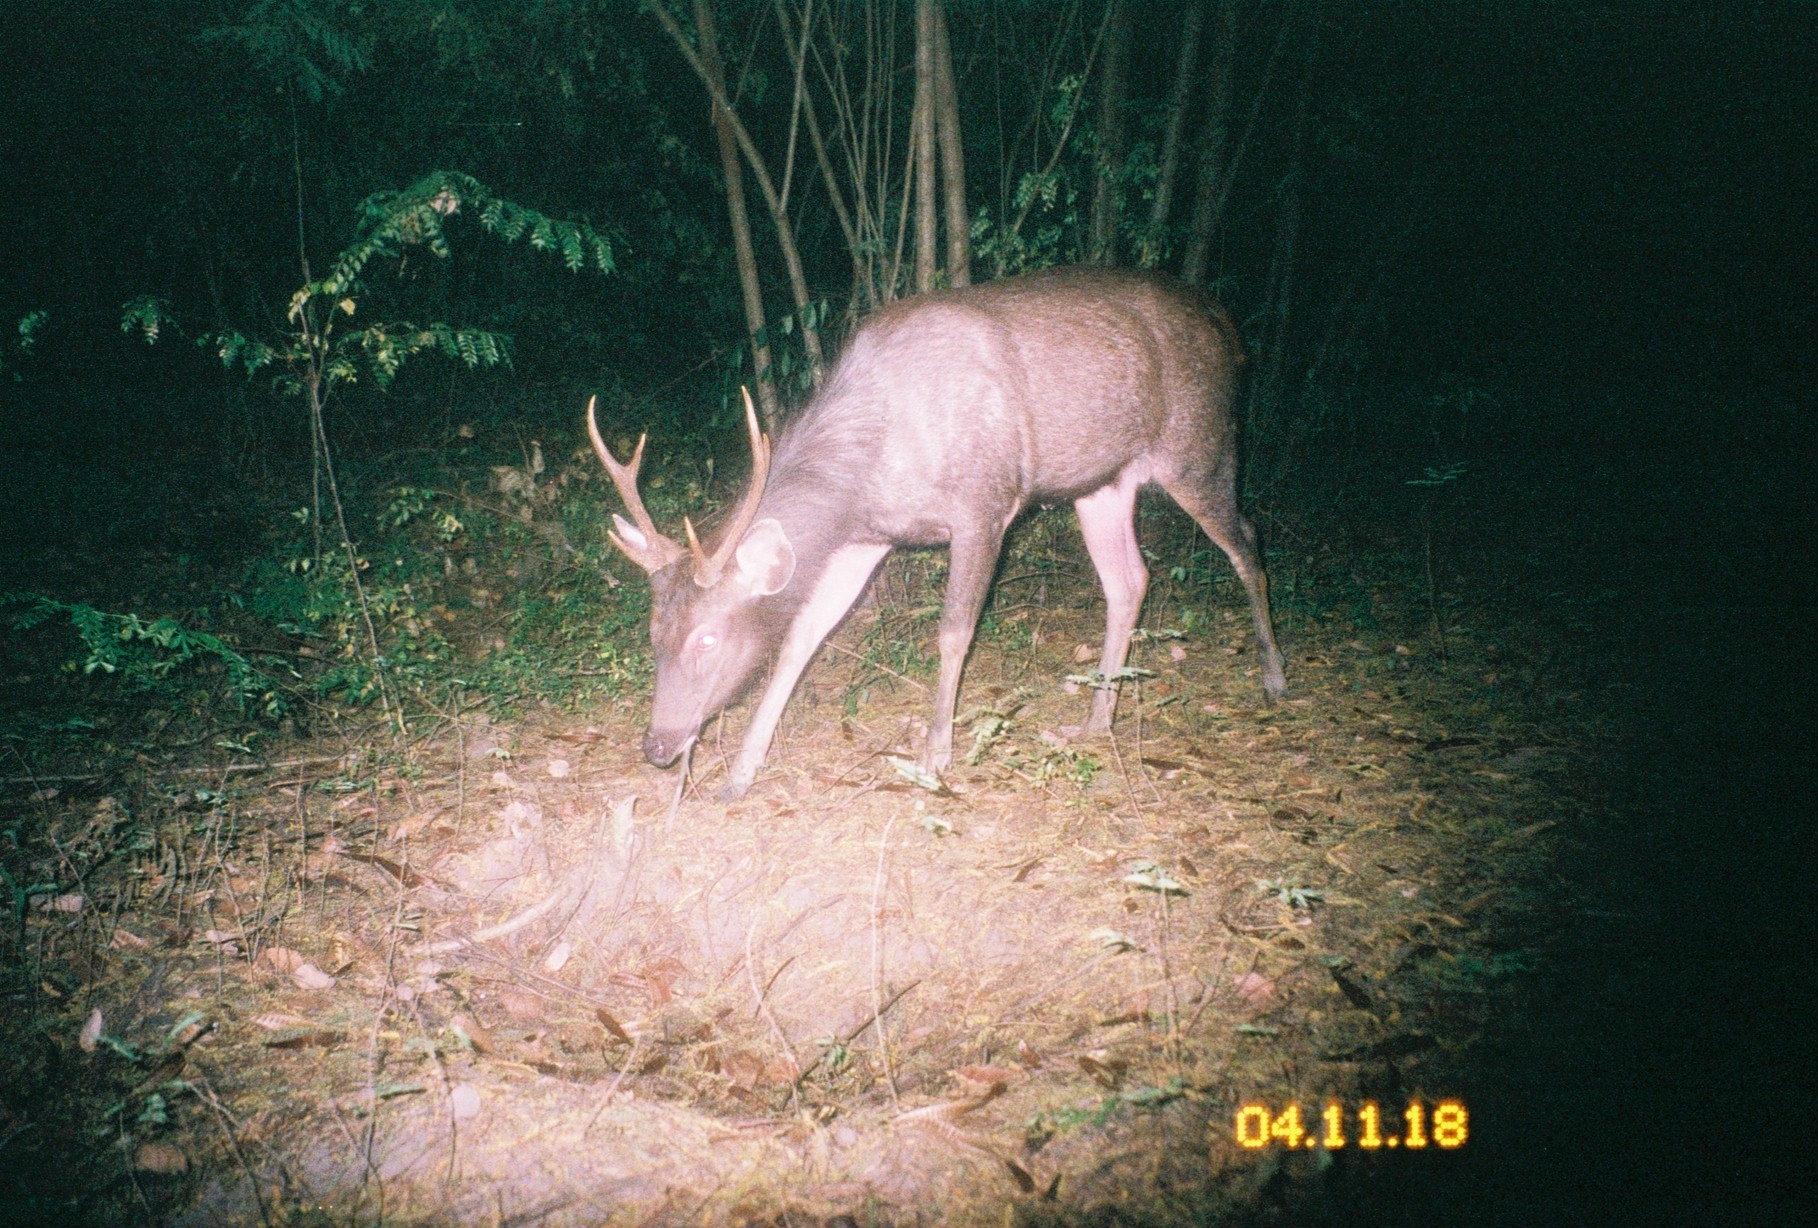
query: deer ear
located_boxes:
[734,518,795,596]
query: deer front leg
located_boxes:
[721,543,890,800]
[1074,472,1148,733]
[925,530,1006,774]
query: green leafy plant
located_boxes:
[1256,878,1324,910]
[0,309,48,381]
[124,170,614,725]
[2,595,281,717]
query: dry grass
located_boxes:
[3,533,1578,1226]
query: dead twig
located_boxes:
[745,918,803,1110]
[870,812,900,1104]
[416,800,628,955]
[189,1074,274,1228]
[793,979,920,1090]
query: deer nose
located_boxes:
[642,730,684,767]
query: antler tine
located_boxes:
[694,385,774,586]
[586,395,684,572]
[684,516,710,577]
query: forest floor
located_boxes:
[2,408,1811,1227]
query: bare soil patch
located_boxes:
[4,528,1577,1226]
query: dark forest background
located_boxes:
[2,0,1808,458]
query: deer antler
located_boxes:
[691,386,772,587]
[587,395,686,573]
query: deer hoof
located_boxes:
[716,778,750,803]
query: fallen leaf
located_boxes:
[1076,1051,1127,1090]
[449,1013,495,1055]
[543,940,572,973]
[638,954,689,1006]
[263,1026,343,1049]
[167,1017,211,1049]
[1088,928,1139,952]
[51,893,85,913]
[884,755,946,793]
[291,963,336,991]
[1235,971,1275,1006]
[249,1012,316,1031]
[135,1142,188,1174]
[110,928,150,951]
[594,1007,632,1045]
[259,947,305,973]
[722,1050,765,1092]
[449,1083,483,1120]
[1072,643,1096,663]
[950,1065,1015,1097]
[79,1008,104,1052]
[1169,643,1188,662]
[498,986,543,1019]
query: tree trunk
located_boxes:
[1089,0,1128,265]
[693,0,777,426]
[1180,1,1238,285]
[913,0,939,292]
[1250,9,1321,440]
[933,1,969,287]
[1145,0,1207,256]
[773,0,863,296]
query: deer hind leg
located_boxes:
[1075,471,1149,733]
[1160,467,1288,702]
[926,528,1007,774]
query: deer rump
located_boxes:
[592,266,1286,801]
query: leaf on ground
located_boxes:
[249,1012,316,1031]
[449,1013,495,1055]
[498,986,543,1018]
[949,1065,1015,1098]
[134,1142,188,1174]
[259,946,305,973]
[1123,861,1188,895]
[78,1008,104,1052]
[885,756,945,792]
[594,1007,632,1045]
[263,1026,343,1049]
[1076,1051,1128,1090]
[449,1082,483,1120]
[290,962,336,990]
[1235,971,1276,1006]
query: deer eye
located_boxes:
[696,631,718,652]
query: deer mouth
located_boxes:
[642,728,698,768]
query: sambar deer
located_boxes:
[590,266,1286,800]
